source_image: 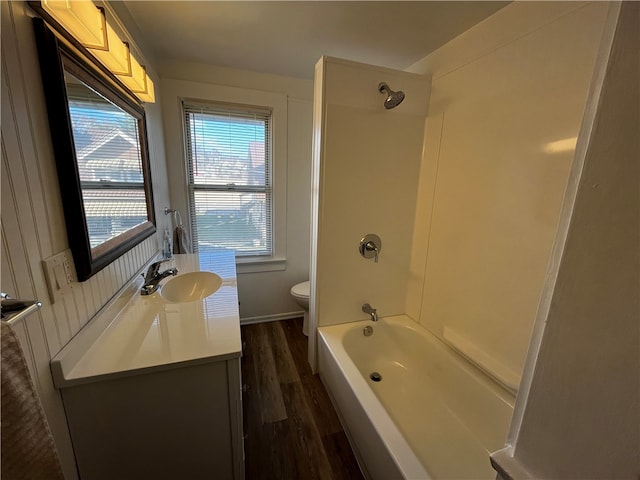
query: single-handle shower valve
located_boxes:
[359,234,382,263]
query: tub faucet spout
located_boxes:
[362,303,378,322]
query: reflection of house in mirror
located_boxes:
[67,84,148,247]
[77,128,143,182]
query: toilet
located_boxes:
[290,281,310,336]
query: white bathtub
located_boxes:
[318,315,515,480]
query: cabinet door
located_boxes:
[63,362,235,480]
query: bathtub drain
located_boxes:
[370,372,382,382]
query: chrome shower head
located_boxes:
[378,82,405,109]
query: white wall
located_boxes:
[158,61,313,322]
[492,3,639,477]
[1,2,170,477]
[406,2,608,389]
[310,58,430,347]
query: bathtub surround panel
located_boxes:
[308,58,325,369]
[319,104,425,323]
[407,2,608,385]
[311,57,430,344]
[1,2,170,477]
[406,112,442,322]
[408,2,595,82]
[493,3,640,477]
[322,59,430,116]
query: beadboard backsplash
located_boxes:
[1,2,168,477]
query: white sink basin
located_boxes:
[160,271,222,303]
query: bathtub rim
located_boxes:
[322,314,516,407]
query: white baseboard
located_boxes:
[240,311,304,325]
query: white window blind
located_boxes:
[183,101,272,257]
[67,80,147,248]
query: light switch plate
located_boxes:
[42,249,77,303]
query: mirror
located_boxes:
[33,18,155,281]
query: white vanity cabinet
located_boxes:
[62,358,244,480]
[51,252,244,480]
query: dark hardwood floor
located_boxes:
[241,318,364,480]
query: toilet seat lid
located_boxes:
[291,281,310,298]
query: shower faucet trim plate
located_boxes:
[359,234,382,263]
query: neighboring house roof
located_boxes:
[77,128,139,161]
[76,128,143,180]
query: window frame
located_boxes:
[182,100,273,259]
[175,90,287,274]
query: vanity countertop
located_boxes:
[51,251,241,388]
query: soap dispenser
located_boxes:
[163,229,173,259]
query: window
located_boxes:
[183,101,272,257]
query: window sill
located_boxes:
[235,257,286,274]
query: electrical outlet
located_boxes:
[42,249,77,303]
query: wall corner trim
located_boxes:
[490,446,533,480]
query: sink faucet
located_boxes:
[362,303,378,322]
[140,260,178,296]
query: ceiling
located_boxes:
[121,1,508,80]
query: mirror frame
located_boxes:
[33,18,156,281]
